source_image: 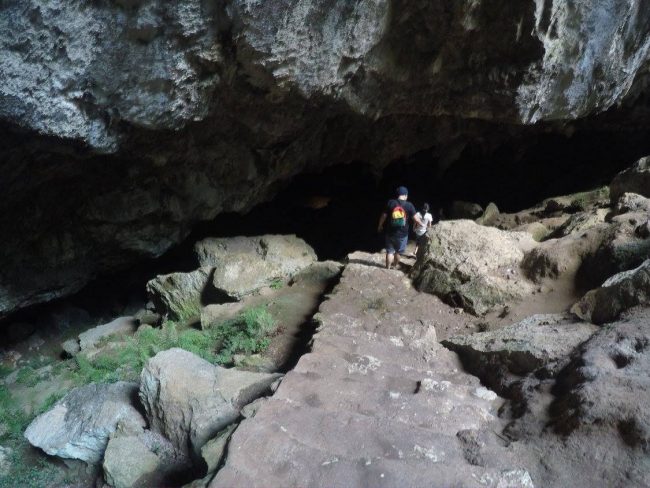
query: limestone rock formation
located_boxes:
[78,316,138,350]
[522,212,650,290]
[139,348,281,457]
[3,1,650,319]
[610,156,650,204]
[612,192,650,216]
[24,382,145,464]
[195,235,317,300]
[572,259,650,325]
[545,308,650,486]
[103,435,160,488]
[443,314,598,389]
[103,422,191,488]
[146,268,213,320]
[411,220,536,315]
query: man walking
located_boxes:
[377,186,422,269]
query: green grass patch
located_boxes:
[269,278,284,290]
[15,367,40,388]
[63,306,277,383]
[0,386,30,442]
[0,364,12,380]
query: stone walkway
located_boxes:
[211,259,534,488]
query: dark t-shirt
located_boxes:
[385,199,416,238]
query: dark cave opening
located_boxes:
[193,122,650,261]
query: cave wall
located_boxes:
[2,0,650,318]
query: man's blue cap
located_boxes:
[396,186,408,197]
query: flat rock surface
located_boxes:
[411,220,536,315]
[444,314,598,377]
[78,316,138,350]
[211,262,533,488]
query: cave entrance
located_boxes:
[197,121,650,260]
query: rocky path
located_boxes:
[211,258,534,488]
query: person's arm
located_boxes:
[378,212,387,232]
[413,212,423,228]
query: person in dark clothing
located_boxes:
[377,186,423,269]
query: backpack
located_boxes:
[390,204,407,228]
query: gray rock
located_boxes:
[61,338,81,357]
[547,209,608,239]
[411,220,536,315]
[103,435,160,488]
[476,202,500,226]
[146,268,212,320]
[201,424,237,475]
[195,235,317,300]
[572,260,650,325]
[289,261,344,286]
[0,446,12,477]
[552,308,650,449]
[134,309,162,327]
[610,156,650,204]
[78,316,138,350]
[139,349,281,457]
[514,222,550,242]
[613,192,650,216]
[24,382,145,464]
[443,314,598,379]
[523,214,650,290]
[449,201,484,220]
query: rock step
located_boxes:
[211,262,533,487]
[212,399,531,488]
[274,369,498,436]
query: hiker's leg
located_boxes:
[393,252,400,267]
[386,252,394,269]
[385,235,397,269]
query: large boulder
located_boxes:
[611,192,650,216]
[24,382,145,464]
[103,435,160,488]
[411,220,536,315]
[103,420,191,488]
[523,214,650,290]
[139,349,281,457]
[443,314,598,388]
[572,260,650,325]
[547,209,608,239]
[610,156,650,204]
[146,268,213,320]
[551,308,650,449]
[195,236,317,300]
[78,316,138,350]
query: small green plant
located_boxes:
[35,393,64,416]
[212,306,276,365]
[269,278,284,290]
[15,367,40,387]
[172,301,202,324]
[0,386,30,441]
[364,297,386,312]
